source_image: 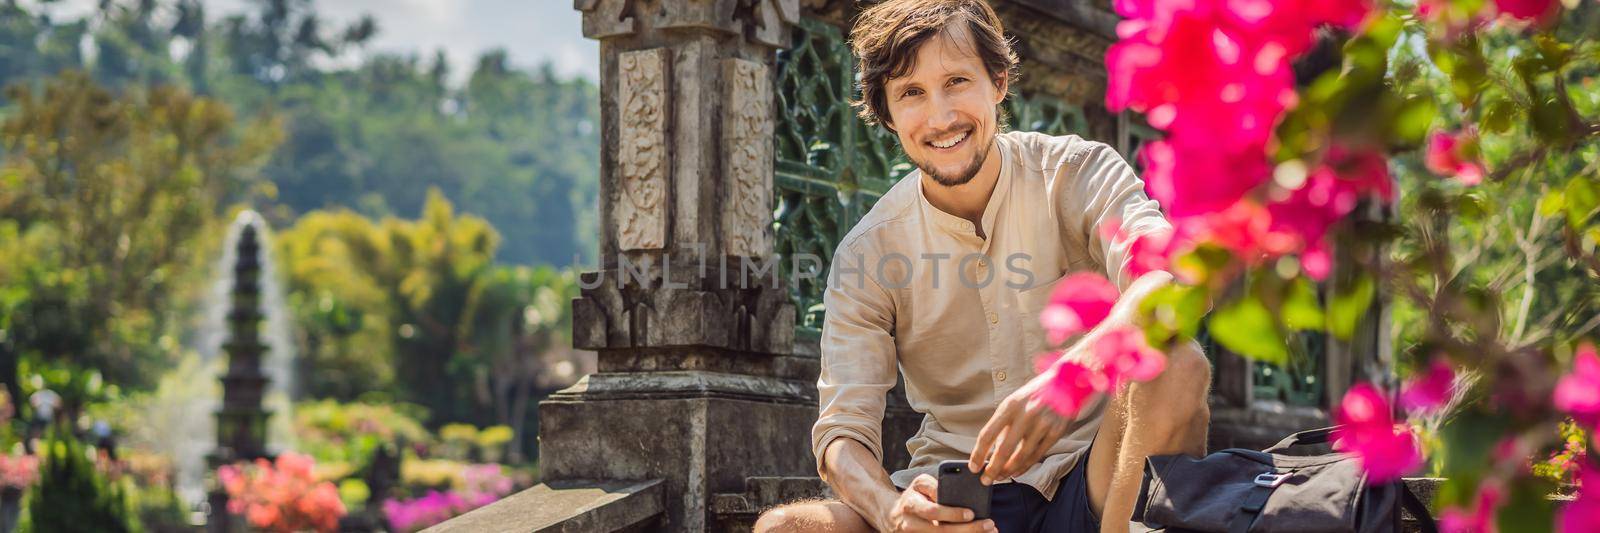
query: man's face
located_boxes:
[883,25,1007,187]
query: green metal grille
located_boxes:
[772,18,1089,336]
[769,18,1324,408]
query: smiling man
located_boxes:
[752,1,1211,532]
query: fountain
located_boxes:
[159,211,298,511]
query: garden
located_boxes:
[0,0,596,531]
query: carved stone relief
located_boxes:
[574,0,637,39]
[617,48,669,251]
[721,58,774,259]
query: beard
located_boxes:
[913,130,993,187]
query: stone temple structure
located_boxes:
[431,1,1393,531]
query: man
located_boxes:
[754,1,1211,532]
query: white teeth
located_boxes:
[931,131,968,149]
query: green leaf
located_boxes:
[1531,96,1573,144]
[1208,297,1288,365]
[1140,283,1209,345]
[1566,176,1598,228]
[1389,95,1437,146]
[1456,189,1493,222]
[1481,98,1516,134]
[1281,278,1324,331]
[1533,32,1573,72]
[1538,189,1566,218]
[1327,274,1375,340]
[1173,245,1235,285]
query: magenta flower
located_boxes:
[1036,358,1110,418]
[1425,130,1485,186]
[1439,482,1503,533]
[1332,383,1423,483]
[1108,0,1371,222]
[1093,327,1168,389]
[1494,0,1557,21]
[1558,462,1600,533]
[1040,273,1120,345]
[1265,147,1393,280]
[1554,343,1600,428]
[1400,357,1457,414]
[1100,220,1183,282]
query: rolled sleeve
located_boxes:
[1065,141,1172,291]
[811,242,899,477]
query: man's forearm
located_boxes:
[1080,270,1173,348]
[822,437,901,531]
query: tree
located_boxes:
[0,71,279,388]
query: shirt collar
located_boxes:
[916,133,1013,238]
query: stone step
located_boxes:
[425,479,664,533]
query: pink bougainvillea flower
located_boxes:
[1100,219,1184,282]
[1558,462,1600,533]
[1139,135,1274,221]
[1332,382,1424,483]
[1040,272,1120,344]
[1425,130,1485,186]
[1178,199,1298,265]
[1400,357,1457,414]
[1035,358,1110,418]
[1094,326,1169,389]
[1554,342,1600,428]
[1494,0,1558,21]
[1440,482,1504,533]
[1264,147,1393,279]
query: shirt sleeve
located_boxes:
[1062,141,1172,291]
[811,240,899,477]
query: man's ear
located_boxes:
[991,71,1009,105]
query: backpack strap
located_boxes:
[1262,426,1338,453]
[1400,482,1439,533]
[1227,472,1290,533]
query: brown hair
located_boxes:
[849,0,1018,131]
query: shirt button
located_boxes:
[987,312,999,324]
[996,371,1008,382]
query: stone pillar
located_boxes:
[544,1,807,531]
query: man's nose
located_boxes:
[925,92,959,132]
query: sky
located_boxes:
[40,0,601,83]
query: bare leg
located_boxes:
[754,499,874,533]
[1085,341,1211,533]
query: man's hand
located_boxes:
[968,367,1077,484]
[884,474,997,532]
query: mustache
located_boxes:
[922,123,975,142]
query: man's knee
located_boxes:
[754,506,804,533]
[754,500,866,533]
[1134,341,1211,419]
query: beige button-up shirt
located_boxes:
[812,131,1172,500]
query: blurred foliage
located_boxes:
[1387,4,1600,359]
[0,70,278,389]
[0,0,600,267]
[20,426,136,533]
[275,193,584,459]
[292,398,430,476]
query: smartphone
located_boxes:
[936,460,992,520]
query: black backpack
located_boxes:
[1133,427,1438,533]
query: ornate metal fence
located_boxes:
[770,17,1324,408]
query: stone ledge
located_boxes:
[424,479,664,533]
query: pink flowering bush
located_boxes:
[0,451,39,489]
[1032,0,1600,528]
[381,463,515,532]
[217,452,346,533]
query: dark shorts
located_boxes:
[989,453,1100,533]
